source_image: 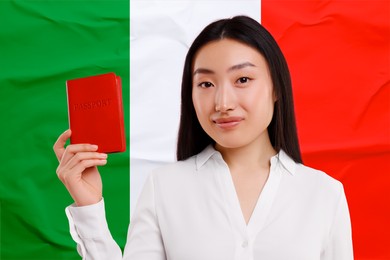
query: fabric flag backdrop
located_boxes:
[0,1,129,259]
[0,0,388,260]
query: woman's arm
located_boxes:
[54,130,166,259]
[66,199,123,259]
[321,184,354,260]
[54,130,122,258]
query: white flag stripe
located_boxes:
[130,0,261,216]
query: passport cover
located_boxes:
[66,72,126,153]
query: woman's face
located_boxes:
[192,39,276,150]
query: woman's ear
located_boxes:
[273,90,278,102]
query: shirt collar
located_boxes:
[272,149,297,176]
[196,144,297,175]
[195,145,218,170]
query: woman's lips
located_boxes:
[213,117,243,129]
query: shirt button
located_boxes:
[241,240,248,248]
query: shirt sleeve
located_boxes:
[65,199,123,260]
[123,173,166,260]
[321,183,354,260]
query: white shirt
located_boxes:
[66,145,353,260]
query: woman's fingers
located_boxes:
[56,151,107,181]
[60,144,99,166]
[53,129,72,162]
[69,159,107,177]
[53,130,100,164]
[58,159,106,184]
[66,152,107,171]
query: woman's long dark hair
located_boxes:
[177,15,302,163]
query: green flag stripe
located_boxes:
[0,1,129,259]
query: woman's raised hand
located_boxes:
[53,129,107,206]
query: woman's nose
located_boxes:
[215,84,237,112]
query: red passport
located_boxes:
[66,72,126,153]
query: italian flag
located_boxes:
[0,0,388,259]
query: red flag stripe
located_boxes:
[262,1,390,259]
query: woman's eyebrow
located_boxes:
[193,62,256,76]
[193,68,214,76]
[227,62,256,72]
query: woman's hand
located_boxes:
[53,129,107,206]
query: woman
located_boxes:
[54,16,353,259]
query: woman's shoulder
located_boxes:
[155,156,196,173]
[278,150,342,191]
[150,145,217,178]
[294,162,344,199]
[148,155,198,184]
[274,154,346,214]
[298,162,340,182]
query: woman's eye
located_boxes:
[198,82,214,88]
[237,77,250,84]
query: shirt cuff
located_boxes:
[66,198,111,239]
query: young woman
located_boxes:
[54,16,353,260]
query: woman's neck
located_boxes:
[215,136,277,174]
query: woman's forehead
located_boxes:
[192,39,268,73]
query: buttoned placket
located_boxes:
[214,153,283,260]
